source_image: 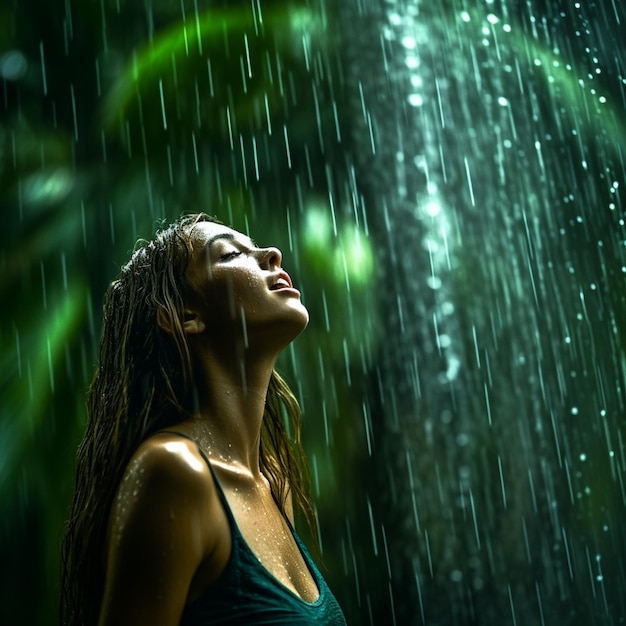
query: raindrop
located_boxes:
[0,50,28,81]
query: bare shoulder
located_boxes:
[108,432,225,545]
[121,432,212,493]
[108,431,222,553]
[99,433,228,625]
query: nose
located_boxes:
[258,246,282,269]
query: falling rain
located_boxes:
[1,0,625,624]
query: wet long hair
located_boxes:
[60,213,315,626]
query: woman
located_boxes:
[60,213,346,625]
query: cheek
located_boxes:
[232,280,267,317]
[227,268,265,299]
[206,271,263,322]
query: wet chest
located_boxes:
[224,487,319,603]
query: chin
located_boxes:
[294,302,310,330]
[279,303,310,343]
[285,307,309,338]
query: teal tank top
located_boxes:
[164,433,347,625]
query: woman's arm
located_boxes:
[98,438,223,626]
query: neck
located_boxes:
[186,340,278,476]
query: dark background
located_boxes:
[1,0,625,624]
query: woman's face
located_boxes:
[185,221,309,350]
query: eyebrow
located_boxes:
[206,232,256,249]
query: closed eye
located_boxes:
[220,250,244,261]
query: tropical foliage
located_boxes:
[2,0,625,624]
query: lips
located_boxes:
[270,278,291,290]
[269,270,294,290]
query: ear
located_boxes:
[182,309,205,335]
[157,308,205,335]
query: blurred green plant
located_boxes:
[0,283,86,487]
[0,3,361,624]
[103,4,327,147]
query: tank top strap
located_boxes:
[155,430,237,525]
[157,430,195,441]
[158,430,294,527]
[157,432,346,625]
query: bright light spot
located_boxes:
[426,201,441,216]
[408,93,423,106]
[456,433,469,446]
[503,24,512,32]
[333,228,374,286]
[23,169,73,206]
[0,50,28,80]
[164,442,204,472]
[414,155,427,171]
[289,8,321,34]
[438,333,451,348]
[410,74,423,88]
[401,36,417,49]
[304,206,333,248]
[427,276,442,290]
[446,357,461,384]
[498,96,509,106]
[487,14,499,24]
[461,11,471,22]
[425,238,440,253]
[405,56,419,69]
[441,301,455,315]
[382,26,395,42]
